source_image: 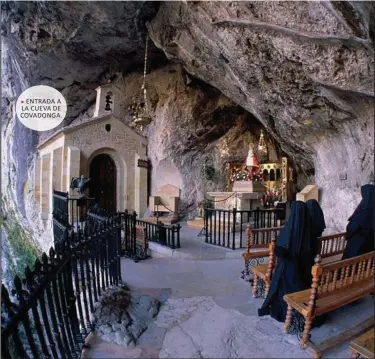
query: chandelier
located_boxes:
[129,33,152,132]
[257,130,268,162]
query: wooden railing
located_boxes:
[317,232,346,259]
[283,251,375,349]
[241,226,283,282]
[246,226,284,250]
[315,251,374,298]
[267,232,348,273]
[251,232,349,298]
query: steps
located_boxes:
[187,219,204,229]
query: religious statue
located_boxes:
[246,143,259,172]
[70,175,91,198]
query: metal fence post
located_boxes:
[204,208,208,243]
[116,213,122,283]
[133,211,138,262]
[176,224,181,248]
[170,225,176,249]
[232,208,237,250]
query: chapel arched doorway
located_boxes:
[89,154,117,212]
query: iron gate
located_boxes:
[52,190,69,245]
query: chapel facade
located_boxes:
[35,84,149,223]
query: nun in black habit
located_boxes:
[258,201,313,322]
[304,199,326,282]
[306,199,326,240]
[342,184,374,260]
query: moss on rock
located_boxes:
[2,219,42,281]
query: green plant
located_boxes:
[201,165,215,181]
[3,220,42,280]
[205,198,214,208]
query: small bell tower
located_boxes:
[93,83,121,118]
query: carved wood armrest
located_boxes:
[242,250,270,261]
[266,237,276,280]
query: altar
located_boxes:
[207,178,265,223]
[206,131,293,223]
[208,189,262,207]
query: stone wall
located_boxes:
[67,116,148,214]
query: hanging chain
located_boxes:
[142,33,148,89]
[142,33,149,114]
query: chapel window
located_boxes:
[105,91,113,111]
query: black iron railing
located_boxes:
[120,211,138,259]
[52,190,96,245]
[135,218,181,249]
[67,197,96,231]
[87,208,181,251]
[1,220,122,359]
[86,208,137,260]
[204,207,285,250]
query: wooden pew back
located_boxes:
[283,251,374,349]
[245,226,283,251]
[317,232,346,259]
[313,251,374,299]
[267,232,348,280]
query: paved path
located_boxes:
[84,256,373,358]
[149,222,245,260]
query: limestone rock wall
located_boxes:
[149,1,374,230]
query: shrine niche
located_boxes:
[208,129,294,216]
[34,84,149,224]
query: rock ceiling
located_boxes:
[1,1,374,230]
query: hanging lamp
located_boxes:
[130,33,152,132]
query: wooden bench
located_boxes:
[283,251,374,350]
[241,226,283,282]
[252,232,347,298]
[350,328,374,358]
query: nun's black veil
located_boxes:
[306,199,326,239]
[304,199,326,283]
[348,184,374,227]
[274,201,312,258]
[342,184,374,259]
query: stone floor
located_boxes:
[83,255,374,358]
[149,222,245,260]
[149,220,338,260]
